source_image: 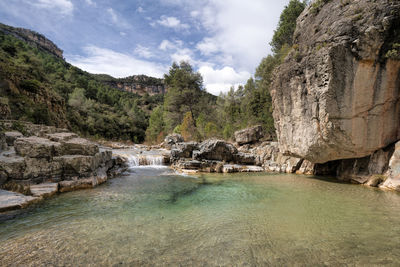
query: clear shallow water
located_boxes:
[1,168,400,266]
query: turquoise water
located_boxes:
[1,167,400,266]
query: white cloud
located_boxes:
[171,49,193,63]
[107,8,130,28]
[120,32,126,36]
[158,39,183,51]
[194,0,287,71]
[190,10,199,17]
[66,45,167,78]
[137,6,144,13]
[196,37,219,56]
[85,0,95,6]
[134,45,154,59]
[155,15,190,30]
[199,65,250,95]
[31,0,73,15]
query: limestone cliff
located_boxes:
[0,23,63,59]
[271,0,400,164]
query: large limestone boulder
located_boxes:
[163,133,184,149]
[60,138,99,156]
[271,0,400,163]
[234,125,263,145]
[14,137,61,158]
[193,139,238,162]
[170,142,199,161]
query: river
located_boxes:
[1,152,400,266]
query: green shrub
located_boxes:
[19,79,41,93]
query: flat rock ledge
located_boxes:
[0,189,40,212]
[0,123,128,213]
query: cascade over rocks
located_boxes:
[271,0,400,164]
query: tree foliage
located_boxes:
[270,0,306,53]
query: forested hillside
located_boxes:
[0,27,162,142]
[145,0,306,143]
[0,0,305,144]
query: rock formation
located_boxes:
[271,0,400,164]
[0,23,63,58]
[99,75,166,96]
[0,123,126,211]
[234,125,264,145]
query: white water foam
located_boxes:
[127,154,167,169]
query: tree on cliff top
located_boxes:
[270,0,306,53]
[163,61,203,132]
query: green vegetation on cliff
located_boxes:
[0,30,162,142]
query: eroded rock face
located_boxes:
[171,142,199,161]
[194,139,238,162]
[4,131,23,146]
[271,0,400,163]
[234,125,264,145]
[0,133,6,151]
[14,137,61,158]
[163,134,184,149]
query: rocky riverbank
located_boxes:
[165,124,400,192]
[0,122,126,212]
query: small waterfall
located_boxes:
[127,154,165,167]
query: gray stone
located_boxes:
[194,139,238,162]
[171,142,199,161]
[46,132,78,142]
[23,157,63,181]
[163,134,184,149]
[0,189,39,212]
[234,125,263,145]
[234,152,256,165]
[0,132,7,151]
[60,138,99,156]
[4,131,23,146]
[30,183,58,198]
[271,0,400,163]
[14,137,61,158]
[381,141,400,190]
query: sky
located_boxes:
[0,0,290,95]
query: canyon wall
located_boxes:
[271,0,400,164]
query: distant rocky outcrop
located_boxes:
[96,74,166,96]
[0,23,63,58]
[271,0,400,164]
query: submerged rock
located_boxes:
[271,0,400,163]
